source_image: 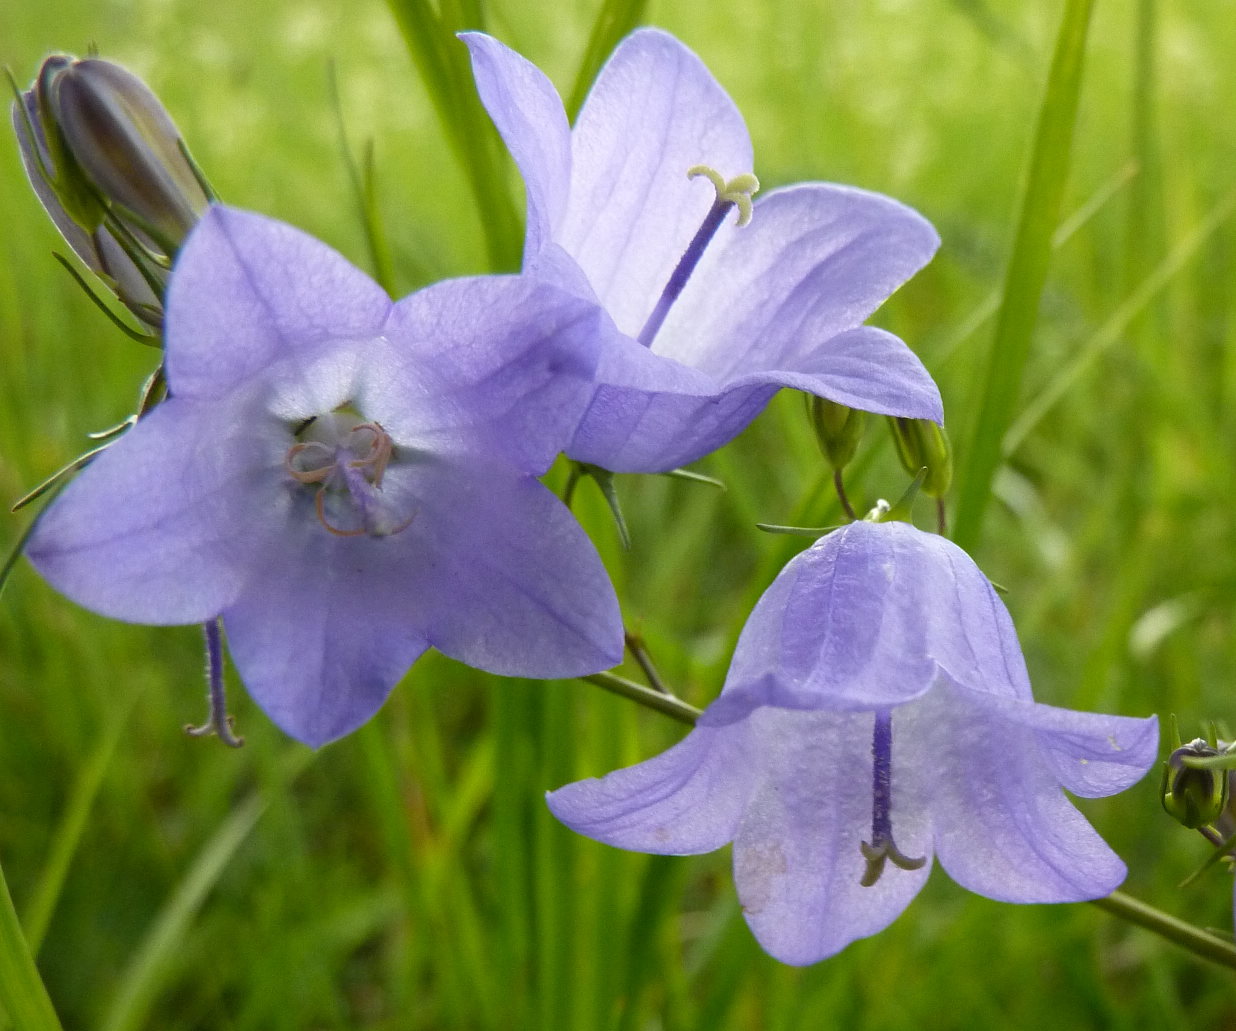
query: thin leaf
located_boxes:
[566,0,651,121]
[99,750,313,1031]
[327,64,397,296]
[384,0,521,271]
[0,856,63,1030]
[1004,185,1236,454]
[951,0,1095,551]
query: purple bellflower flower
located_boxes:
[548,520,1158,964]
[464,29,944,473]
[26,205,624,746]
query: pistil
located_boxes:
[860,709,926,886]
[636,166,759,347]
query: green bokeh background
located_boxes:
[1,0,1234,1027]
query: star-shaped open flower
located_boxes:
[464,29,944,473]
[548,520,1158,964]
[26,205,624,746]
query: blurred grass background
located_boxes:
[1,0,1235,1027]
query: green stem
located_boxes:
[580,673,701,727]
[0,854,64,1030]
[1089,890,1236,970]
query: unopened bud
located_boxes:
[887,417,952,498]
[12,54,213,328]
[808,397,866,471]
[1161,739,1229,830]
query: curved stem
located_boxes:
[833,469,856,520]
[1089,890,1236,970]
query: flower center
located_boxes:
[859,709,926,886]
[284,413,413,538]
[636,165,759,348]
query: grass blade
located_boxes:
[566,0,651,120]
[0,856,63,1031]
[950,0,1095,551]
[99,750,312,1031]
[383,0,521,271]
[1004,185,1236,454]
[23,683,142,956]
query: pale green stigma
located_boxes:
[687,165,760,226]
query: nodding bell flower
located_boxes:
[12,54,213,329]
[548,520,1158,964]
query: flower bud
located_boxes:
[12,54,213,328]
[1161,739,1229,830]
[808,397,866,471]
[887,417,952,498]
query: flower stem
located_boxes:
[580,672,701,726]
[833,469,856,520]
[0,854,64,1030]
[1089,890,1236,970]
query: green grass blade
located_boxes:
[99,750,312,1031]
[327,65,397,296]
[0,856,63,1031]
[1004,185,1236,454]
[566,0,651,121]
[23,682,142,957]
[384,0,521,271]
[950,0,1095,551]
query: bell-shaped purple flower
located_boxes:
[26,205,624,746]
[464,30,944,473]
[548,520,1158,964]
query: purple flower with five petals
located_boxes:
[548,520,1158,964]
[464,29,944,472]
[27,205,624,746]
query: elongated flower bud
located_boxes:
[808,397,866,471]
[887,417,952,498]
[12,54,214,329]
[52,58,209,248]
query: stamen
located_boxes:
[284,419,414,538]
[285,440,336,483]
[314,490,368,537]
[859,709,925,886]
[636,164,759,348]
